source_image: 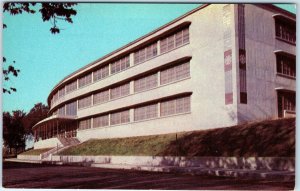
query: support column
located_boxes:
[108,63,111,75]
[130,108,134,122]
[56,120,59,138]
[157,71,161,86]
[129,53,134,67]
[130,81,134,95]
[157,102,161,117]
[157,40,161,55]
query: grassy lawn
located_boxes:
[20,148,53,155]
[59,132,185,156]
[59,117,295,157]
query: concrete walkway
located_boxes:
[5,157,295,181]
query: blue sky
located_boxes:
[3,3,296,113]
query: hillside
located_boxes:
[59,118,295,157]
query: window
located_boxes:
[93,115,109,128]
[161,96,191,117]
[134,42,157,65]
[110,110,130,125]
[58,87,65,98]
[111,56,130,74]
[53,92,58,103]
[160,27,189,54]
[160,62,190,85]
[134,73,158,93]
[134,104,158,121]
[93,90,109,105]
[78,96,92,109]
[66,101,77,116]
[78,119,91,130]
[278,91,296,117]
[58,106,65,116]
[275,19,296,44]
[110,83,130,99]
[66,80,77,94]
[78,73,92,88]
[94,65,109,82]
[276,54,296,78]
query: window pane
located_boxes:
[160,62,190,85]
[161,96,191,117]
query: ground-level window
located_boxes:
[161,96,191,117]
[78,119,91,130]
[93,115,109,128]
[278,91,295,117]
[110,110,130,125]
[134,103,158,121]
[276,54,296,78]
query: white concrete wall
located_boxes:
[236,4,296,122]
[34,137,61,149]
[17,155,41,161]
[52,155,295,171]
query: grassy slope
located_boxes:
[59,133,184,156]
[20,148,53,155]
[59,117,295,157]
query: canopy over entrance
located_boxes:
[33,114,77,142]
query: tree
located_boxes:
[3,3,77,93]
[3,110,26,154]
[23,103,49,137]
[3,103,49,153]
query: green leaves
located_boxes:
[3,2,77,34]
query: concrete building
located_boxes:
[33,4,296,149]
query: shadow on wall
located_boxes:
[237,102,275,123]
[157,156,294,171]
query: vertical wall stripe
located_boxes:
[238,4,247,104]
[223,5,233,105]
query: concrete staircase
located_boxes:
[58,137,80,147]
[41,137,80,160]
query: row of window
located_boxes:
[276,54,296,78]
[160,28,189,54]
[134,42,158,65]
[54,62,190,114]
[78,96,191,131]
[50,27,190,107]
[56,101,78,116]
[275,19,296,44]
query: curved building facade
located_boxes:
[33,4,296,149]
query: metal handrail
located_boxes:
[40,143,64,159]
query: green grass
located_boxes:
[59,117,295,157]
[20,148,53,155]
[59,132,185,156]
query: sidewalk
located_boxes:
[5,157,295,181]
